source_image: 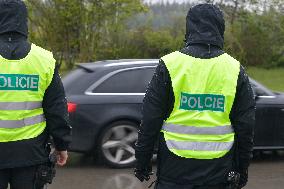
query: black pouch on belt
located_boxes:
[34,152,57,187]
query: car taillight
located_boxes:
[67,102,77,113]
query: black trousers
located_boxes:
[155,181,227,189]
[0,165,44,189]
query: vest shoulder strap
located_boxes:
[31,44,56,65]
[161,51,181,64]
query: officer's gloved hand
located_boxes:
[134,164,154,182]
[238,169,248,188]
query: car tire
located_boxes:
[97,121,138,168]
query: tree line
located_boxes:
[25,0,284,69]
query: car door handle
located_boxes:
[281,109,284,112]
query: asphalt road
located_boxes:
[48,152,284,189]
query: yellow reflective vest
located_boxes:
[161,51,240,159]
[0,44,55,142]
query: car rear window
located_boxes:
[93,67,155,93]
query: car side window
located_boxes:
[93,68,155,93]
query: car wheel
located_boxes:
[98,121,138,168]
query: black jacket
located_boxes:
[0,0,71,169]
[135,4,255,186]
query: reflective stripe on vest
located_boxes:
[0,101,42,110]
[161,51,240,159]
[166,140,234,151]
[162,123,234,135]
[0,114,45,129]
[0,44,55,142]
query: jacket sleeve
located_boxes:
[42,66,72,151]
[230,66,255,171]
[135,60,174,168]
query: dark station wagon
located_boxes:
[63,60,284,168]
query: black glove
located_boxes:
[134,165,154,182]
[238,169,248,188]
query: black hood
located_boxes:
[185,4,225,49]
[0,0,28,37]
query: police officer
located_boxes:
[135,4,255,189]
[0,0,71,188]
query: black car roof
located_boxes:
[76,59,159,72]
